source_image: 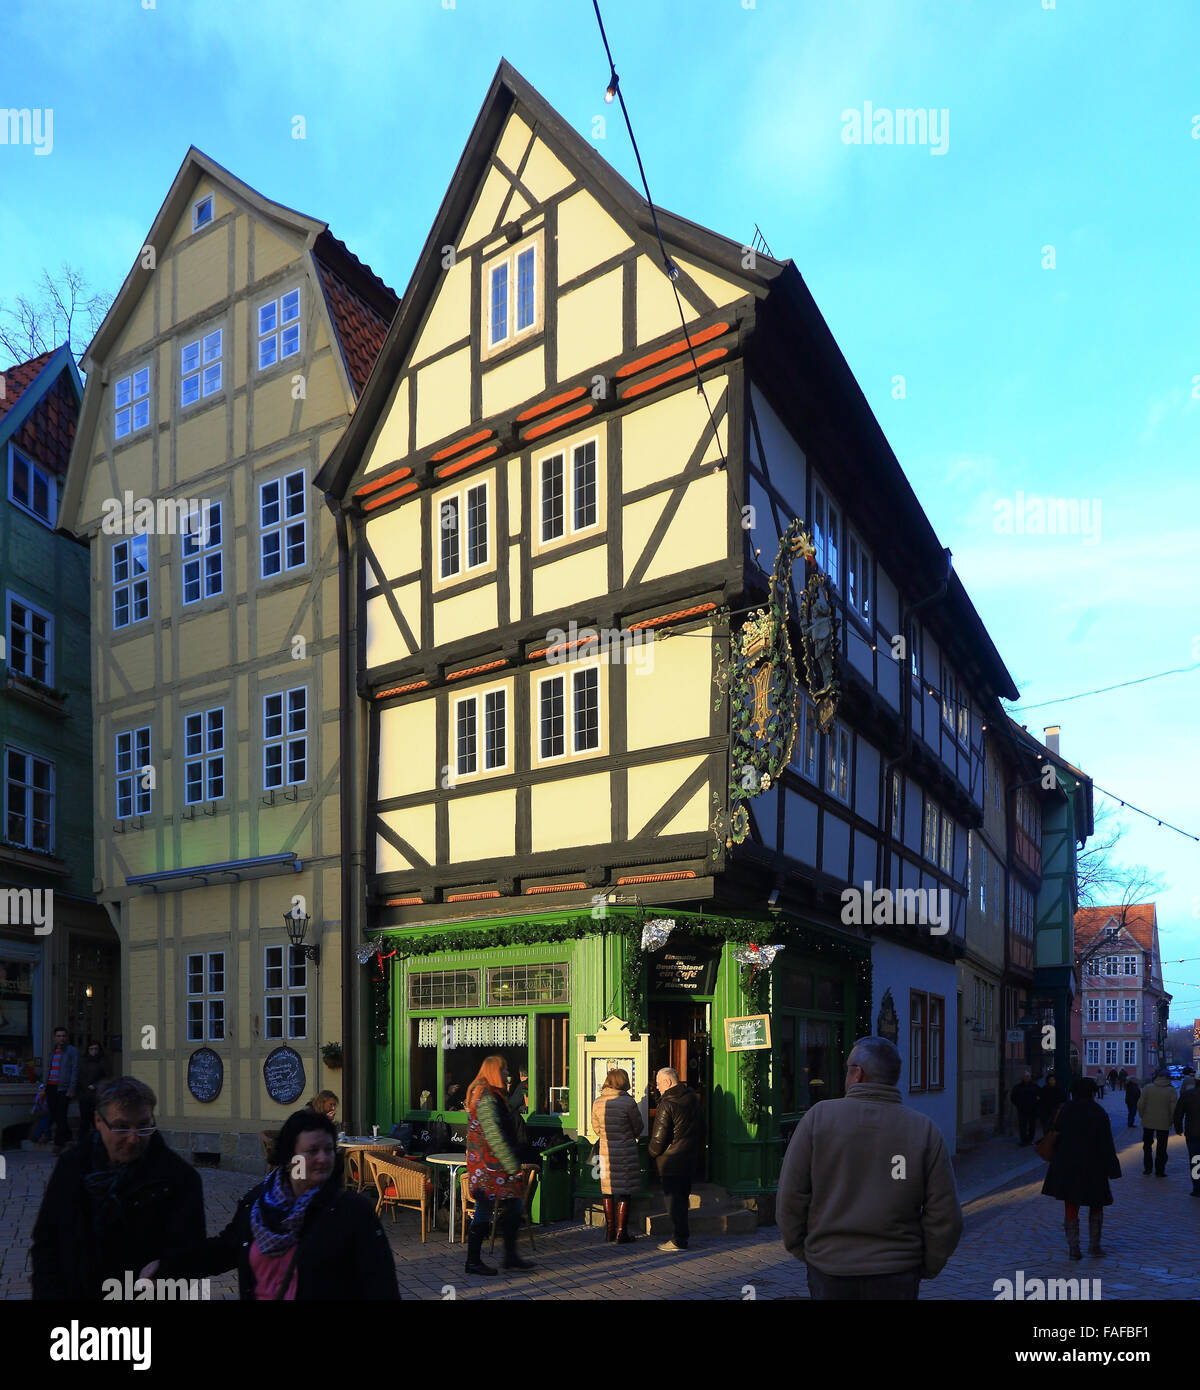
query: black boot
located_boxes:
[1065,1215,1082,1261]
[502,1203,535,1270]
[602,1196,617,1242]
[1087,1209,1106,1257]
[464,1224,497,1276]
[616,1197,637,1244]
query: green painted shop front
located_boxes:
[369,910,869,1209]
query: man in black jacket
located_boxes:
[31,1076,205,1299]
[1173,1081,1200,1197]
[648,1067,703,1253]
[1010,1070,1040,1147]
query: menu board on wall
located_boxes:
[187,1047,223,1103]
[263,1046,306,1105]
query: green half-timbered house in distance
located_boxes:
[320,62,1020,1211]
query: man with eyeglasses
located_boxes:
[777,1036,963,1300]
[31,1076,205,1299]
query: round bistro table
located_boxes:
[425,1153,468,1244]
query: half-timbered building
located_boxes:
[320,62,1023,1207]
[60,151,396,1166]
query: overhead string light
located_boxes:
[591,0,726,469]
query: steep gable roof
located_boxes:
[1076,902,1160,959]
[0,344,82,474]
[313,231,399,397]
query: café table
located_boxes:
[425,1153,468,1244]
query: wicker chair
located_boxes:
[367,1152,432,1243]
[459,1165,538,1253]
[345,1144,397,1193]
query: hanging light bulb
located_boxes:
[605,69,619,103]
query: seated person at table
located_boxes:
[306,1090,338,1124]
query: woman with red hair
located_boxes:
[464,1055,533,1276]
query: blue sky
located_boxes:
[4,0,1198,1026]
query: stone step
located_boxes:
[643,1208,759,1237]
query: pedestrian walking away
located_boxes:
[149,1106,398,1299]
[30,1076,205,1299]
[1173,1079,1200,1197]
[778,1035,963,1301]
[648,1066,704,1253]
[1107,1068,1118,1094]
[1117,1068,1127,1090]
[1040,1075,1121,1259]
[463,1054,534,1276]
[43,1026,79,1153]
[77,1041,110,1142]
[1124,1075,1142,1129]
[1010,1070,1040,1147]
[1137,1070,1177,1176]
[1037,1073,1062,1140]
[591,1067,643,1244]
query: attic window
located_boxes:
[482,230,543,358]
[192,195,214,232]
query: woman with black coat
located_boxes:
[145,1108,399,1300]
[1036,1072,1062,1139]
[1041,1076,1121,1260]
[76,1042,110,1140]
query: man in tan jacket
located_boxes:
[778,1035,963,1299]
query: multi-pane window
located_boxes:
[891,771,902,839]
[260,471,306,577]
[1105,998,1118,1023]
[487,241,538,348]
[539,441,598,542]
[7,595,52,683]
[923,798,939,861]
[1122,955,1138,976]
[811,479,840,588]
[792,700,818,782]
[115,727,152,819]
[1122,998,1137,1022]
[537,666,600,761]
[185,951,225,1041]
[1086,957,1100,977]
[846,530,871,624]
[910,990,927,1091]
[1103,955,1119,977]
[486,963,570,1006]
[184,708,224,804]
[437,481,489,579]
[1104,1040,1118,1066]
[825,723,850,804]
[265,944,307,1039]
[4,748,53,851]
[8,447,56,527]
[910,618,923,690]
[978,850,986,915]
[928,996,944,1088]
[1086,998,1099,1023]
[112,535,150,629]
[263,687,307,789]
[113,365,150,439]
[1122,1041,1137,1067]
[257,289,301,369]
[1085,1040,1099,1066]
[454,687,508,777]
[940,811,954,874]
[408,970,481,1009]
[180,329,222,406]
[182,502,222,603]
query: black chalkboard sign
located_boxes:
[187,1047,223,1103]
[263,1046,306,1105]
[650,945,720,995]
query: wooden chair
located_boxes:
[260,1130,280,1172]
[367,1152,432,1243]
[459,1165,538,1253]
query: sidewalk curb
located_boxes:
[958,1156,1048,1208]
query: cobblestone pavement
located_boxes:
[2,1091,1195,1300]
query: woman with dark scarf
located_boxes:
[147,1108,398,1299]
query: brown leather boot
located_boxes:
[602,1196,616,1242]
[616,1198,637,1243]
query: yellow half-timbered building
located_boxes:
[61,151,396,1166]
[322,63,1018,1208]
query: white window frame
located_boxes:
[846,528,871,626]
[263,687,307,790]
[825,723,850,805]
[182,501,223,604]
[890,771,902,839]
[113,363,151,440]
[1105,997,1118,1023]
[1085,1040,1099,1067]
[939,810,954,874]
[453,684,509,779]
[6,592,53,684]
[115,726,152,819]
[1122,955,1138,976]
[1122,998,1137,1023]
[180,327,223,407]
[257,287,302,371]
[185,950,225,1041]
[1103,955,1119,977]
[923,797,938,861]
[436,478,490,582]
[192,193,214,232]
[538,437,600,545]
[1086,957,1100,977]
[264,944,308,1040]
[259,470,307,578]
[1122,1041,1137,1068]
[484,233,542,353]
[1086,998,1099,1023]
[112,535,150,630]
[811,478,840,589]
[535,663,602,764]
[183,707,225,805]
[3,745,54,852]
[1104,1039,1118,1067]
[7,444,57,528]
[792,700,819,783]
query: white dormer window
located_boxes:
[181,329,223,406]
[8,446,57,528]
[192,194,214,232]
[258,289,301,370]
[114,365,151,440]
[483,231,543,357]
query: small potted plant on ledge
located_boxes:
[321,1042,343,1070]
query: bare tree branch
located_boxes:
[0,263,113,368]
